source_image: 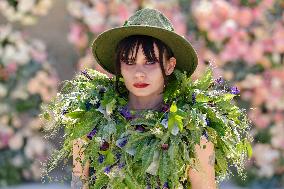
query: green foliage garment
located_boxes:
[41,68,252,189]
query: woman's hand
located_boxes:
[72,138,90,189]
[187,136,217,189]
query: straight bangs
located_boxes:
[114,35,174,97]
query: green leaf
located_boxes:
[194,68,213,90]
[170,102,177,113]
[66,110,85,118]
[92,173,109,188]
[105,151,115,164]
[244,139,253,158]
[215,149,228,177]
[158,151,170,184]
[175,115,184,132]
[101,123,116,141]
[196,93,210,103]
[168,113,175,132]
[141,141,158,172]
[124,173,139,189]
[42,112,51,120]
[222,93,236,101]
[182,142,190,163]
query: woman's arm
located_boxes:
[72,138,90,189]
[187,136,217,189]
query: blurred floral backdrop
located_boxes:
[0,0,283,188]
[0,0,58,186]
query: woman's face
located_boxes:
[121,43,175,98]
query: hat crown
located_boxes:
[123,8,174,32]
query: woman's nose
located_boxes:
[134,65,146,79]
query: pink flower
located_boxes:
[68,23,88,50]
[235,7,253,27]
[248,109,271,129]
[253,143,280,177]
[0,127,14,149]
[243,41,264,65]
[272,23,284,53]
[220,33,249,62]
[262,38,274,53]
[270,123,284,149]
[117,4,130,22]
[6,62,18,74]
[30,48,47,62]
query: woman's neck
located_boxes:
[127,93,164,111]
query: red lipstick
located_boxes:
[133,83,149,88]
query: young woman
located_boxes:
[38,6,251,189]
[72,8,217,189]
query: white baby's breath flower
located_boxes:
[90,97,99,105]
[151,127,162,135]
[145,112,154,119]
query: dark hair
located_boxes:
[114,35,174,97]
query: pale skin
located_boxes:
[73,43,217,189]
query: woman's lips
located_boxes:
[133,83,149,88]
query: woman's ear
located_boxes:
[165,57,176,75]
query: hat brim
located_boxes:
[91,25,198,76]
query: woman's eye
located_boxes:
[146,61,157,65]
[123,60,135,65]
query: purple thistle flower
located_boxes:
[87,127,97,140]
[205,118,210,126]
[115,153,122,160]
[91,174,96,181]
[135,125,146,132]
[98,87,106,94]
[230,86,240,95]
[118,137,128,148]
[85,101,92,111]
[81,69,93,80]
[215,77,224,85]
[163,182,169,189]
[100,141,110,151]
[192,92,196,104]
[118,162,125,169]
[61,108,68,115]
[119,106,133,120]
[103,165,111,174]
[161,103,170,112]
[202,130,209,140]
[98,154,105,164]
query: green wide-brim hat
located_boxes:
[92,8,198,76]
